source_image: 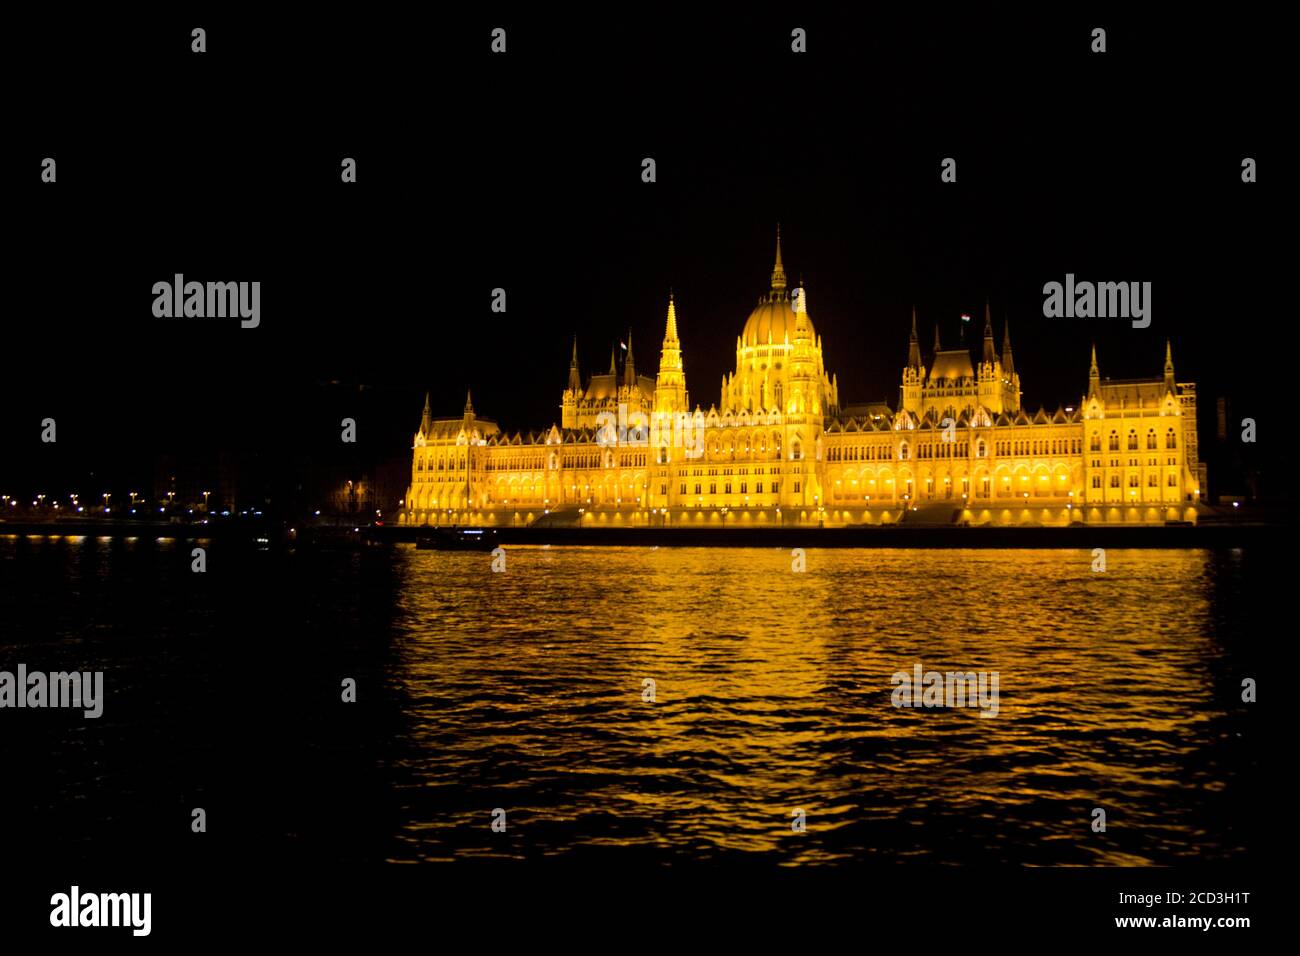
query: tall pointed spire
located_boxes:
[464,389,474,415]
[1163,339,1175,391]
[770,223,787,295]
[567,336,581,391]
[608,343,618,376]
[982,299,997,364]
[1001,318,1015,376]
[907,306,922,369]
[655,292,687,414]
[664,292,679,344]
[420,391,432,434]
[659,294,682,370]
[933,323,942,354]
[1088,342,1099,399]
[622,329,636,387]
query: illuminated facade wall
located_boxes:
[402,237,1201,527]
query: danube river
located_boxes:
[0,536,1263,867]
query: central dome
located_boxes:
[741,226,814,347]
[742,296,814,347]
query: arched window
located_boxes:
[1166,428,1177,449]
[899,441,910,461]
[1127,430,1138,451]
[791,439,803,460]
[1146,430,1157,450]
[1108,431,1119,451]
[977,439,987,458]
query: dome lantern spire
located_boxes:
[770,223,787,296]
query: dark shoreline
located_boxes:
[2,519,1286,549]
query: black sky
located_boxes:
[1,8,1281,504]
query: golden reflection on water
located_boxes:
[390,547,1246,865]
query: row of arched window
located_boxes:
[829,436,1085,463]
[416,454,466,472]
[1090,428,1178,452]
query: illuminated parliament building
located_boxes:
[402,232,1204,527]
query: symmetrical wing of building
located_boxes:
[402,232,1203,527]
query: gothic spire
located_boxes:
[567,336,581,391]
[420,391,432,434]
[793,277,811,340]
[907,306,922,369]
[622,329,636,387]
[982,300,997,364]
[1001,318,1015,376]
[655,292,687,412]
[659,294,683,373]
[463,389,474,416]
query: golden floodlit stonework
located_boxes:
[402,232,1204,528]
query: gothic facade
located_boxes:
[402,233,1203,527]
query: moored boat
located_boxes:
[415,527,499,551]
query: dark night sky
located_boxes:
[1,8,1281,505]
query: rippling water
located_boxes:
[0,537,1263,866]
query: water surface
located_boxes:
[0,537,1262,866]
